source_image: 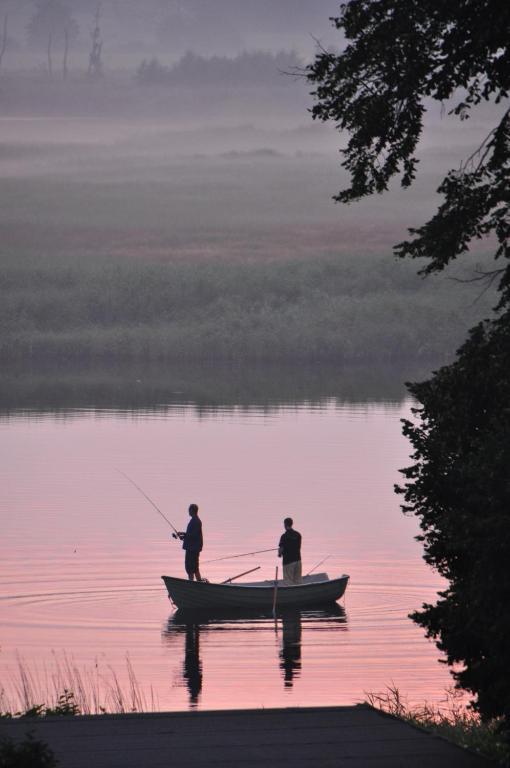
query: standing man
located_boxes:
[278,518,302,585]
[174,504,203,581]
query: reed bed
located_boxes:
[0,653,158,717]
[0,250,497,364]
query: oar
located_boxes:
[221,566,261,584]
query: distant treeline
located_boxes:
[2,0,334,54]
[137,51,303,87]
[0,250,497,365]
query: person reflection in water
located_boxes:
[183,624,202,706]
[173,503,203,581]
[279,611,302,688]
[278,517,302,584]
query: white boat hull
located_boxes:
[161,573,349,610]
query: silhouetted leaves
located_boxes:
[307,0,510,298]
[398,311,510,722]
[308,0,510,723]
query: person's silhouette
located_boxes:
[279,610,302,688]
[183,623,202,706]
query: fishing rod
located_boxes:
[117,469,180,538]
[305,554,331,577]
[203,547,277,564]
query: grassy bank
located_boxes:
[0,250,497,364]
[367,686,510,766]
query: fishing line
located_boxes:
[306,554,331,576]
[203,547,277,564]
[117,469,180,538]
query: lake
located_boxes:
[0,363,453,713]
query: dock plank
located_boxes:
[0,705,493,767]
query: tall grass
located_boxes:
[0,250,497,364]
[366,685,510,766]
[0,654,158,716]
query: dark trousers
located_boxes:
[185,550,200,577]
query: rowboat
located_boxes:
[161,572,349,610]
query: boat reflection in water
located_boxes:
[163,604,347,707]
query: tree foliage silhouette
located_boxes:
[400,311,510,722]
[307,0,509,292]
[307,0,510,723]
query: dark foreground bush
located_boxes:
[0,732,58,768]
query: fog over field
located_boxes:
[0,0,342,64]
[0,0,502,367]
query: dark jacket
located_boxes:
[183,516,203,553]
[279,528,301,565]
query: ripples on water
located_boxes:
[0,380,453,712]
[1,551,447,711]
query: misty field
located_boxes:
[0,116,498,364]
[1,246,497,364]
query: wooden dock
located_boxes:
[0,705,492,767]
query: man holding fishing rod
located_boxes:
[118,472,205,580]
[173,504,204,581]
[278,518,302,585]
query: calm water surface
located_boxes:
[0,374,452,711]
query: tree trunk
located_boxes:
[0,14,8,74]
[88,3,103,79]
[47,31,53,79]
[62,27,69,80]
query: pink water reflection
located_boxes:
[0,402,452,711]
